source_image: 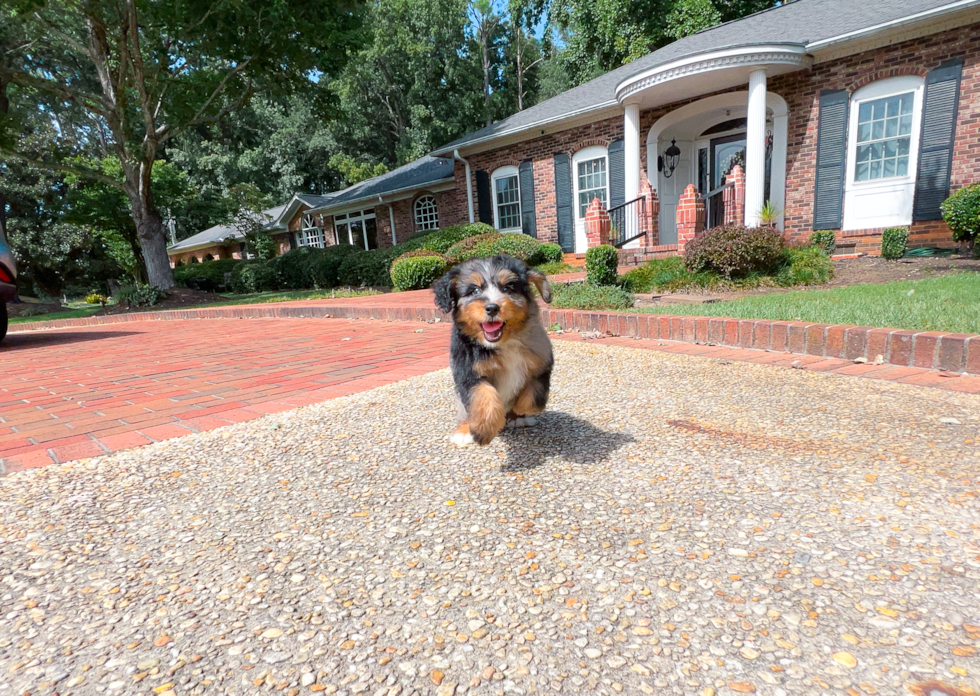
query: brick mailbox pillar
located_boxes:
[722,164,746,226]
[676,184,705,255]
[638,170,659,248]
[585,197,611,247]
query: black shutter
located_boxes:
[553,153,574,252]
[476,170,494,225]
[608,138,625,209]
[812,89,849,230]
[518,160,537,238]
[914,58,963,221]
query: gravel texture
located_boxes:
[1,340,979,696]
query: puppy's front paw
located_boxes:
[449,429,475,447]
[512,416,537,428]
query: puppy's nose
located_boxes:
[484,303,500,316]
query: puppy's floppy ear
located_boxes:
[527,269,552,304]
[432,267,460,313]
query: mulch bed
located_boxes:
[7,301,65,318]
[94,288,222,315]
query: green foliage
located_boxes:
[774,246,835,286]
[539,242,564,264]
[881,227,910,261]
[940,183,980,244]
[548,282,635,311]
[116,284,167,308]
[446,232,545,264]
[390,255,450,291]
[620,256,706,293]
[585,245,619,286]
[232,262,281,294]
[534,261,576,275]
[685,225,784,278]
[328,153,389,186]
[665,0,722,39]
[305,245,364,288]
[173,258,241,289]
[407,223,495,253]
[84,293,108,306]
[759,200,781,227]
[808,230,837,256]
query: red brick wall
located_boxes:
[169,244,242,267]
[441,21,980,253]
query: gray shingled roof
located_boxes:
[434,0,969,153]
[168,203,288,252]
[309,156,454,212]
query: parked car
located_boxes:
[0,226,17,342]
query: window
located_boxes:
[577,157,607,217]
[491,166,521,231]
[414,195,439,231]
[299,214,324,248]
[854,93,914,181]
[334,209,378,250]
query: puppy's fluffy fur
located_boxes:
[433,254,554,446]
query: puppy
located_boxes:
[433,254,554,447]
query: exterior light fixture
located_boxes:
[658,138,681,179]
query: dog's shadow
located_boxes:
[497,411,633,472]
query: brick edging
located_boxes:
[11,304,979,374]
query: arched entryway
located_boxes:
[645,92,788,243]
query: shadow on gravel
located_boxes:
[498,411,633,472]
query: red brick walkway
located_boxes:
[0,318,450,474]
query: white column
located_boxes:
[624,102,641,202]
[745,69,768,227]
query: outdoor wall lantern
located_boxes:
[658,138,681,178]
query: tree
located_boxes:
[508,0,544,111]
[0,0,362,289]
[470,0,504,126]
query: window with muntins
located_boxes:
[301,213,324,248]
[854,93,914,181]
[333,209,378,250]
[495,175,521,230]
[577,158,607,217]
[414,195,439,231]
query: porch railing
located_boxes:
[703,182,733,229]
[608,196,646,248]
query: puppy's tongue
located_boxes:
[482,321,503,333]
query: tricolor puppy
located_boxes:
[433,254,554,447]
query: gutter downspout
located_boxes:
[453,149,475,224]
[379,195,397,245]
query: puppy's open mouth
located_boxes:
[481,320,504,342]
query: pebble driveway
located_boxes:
[1,340,978,696]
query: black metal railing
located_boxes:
[703,182,733,229]
[608,196,646,248]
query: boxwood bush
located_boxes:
[940,182,980,247]
[585,245,619,286]
[808,230,836,256]
[173,258,240,289]
[390,255,449,291]
[446,231,545,264]
[685,224,784,278]
[539,242,564,264]
[406,222,495,253]
[880,226,909,260]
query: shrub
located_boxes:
[306,245,362,288]
[881,226,909,260]
[774,245,834,286]
[408,222,495,253]
[619,256,701,293]
[390,249,450,269]
[338,249,395,287]
[539,242,564,264]
[173,258,240,289]
[809,230,836,256]
[446,231,544,264]
[269,248,315,289]
[940,183,980,246]
[84,292,108,306]
[234,262,279,293]
[533,261,576,276]
[685,224,784,278]
[116,283,166,307]
[585,245,619,286]
[390,255,449,292]
[549,282,634,311]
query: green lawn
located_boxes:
[9,288,380,325]
[635,273,980,334]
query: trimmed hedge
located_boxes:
[406,222,495,253]
[446,231,546,264]
[173,258,241,289]
[539,242,564,264]
[585,245,618,286]
[391,255,449,292]
[685,225,784,278]
[940,182,980,245]
[881,226,909,260]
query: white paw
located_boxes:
[511,416,538,428]
[449,431,475,447]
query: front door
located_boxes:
[707,134,746,226]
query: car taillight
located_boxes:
[0,266,10,283]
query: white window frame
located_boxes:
[843,75,924,231]
[333,208,378,250]
[491,165,522,232]
[571,145,609,252]
[300,213,324,248]
[414,195,439,231]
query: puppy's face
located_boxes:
[433,254,551,348]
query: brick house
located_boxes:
[167,201,297,267]
[430,0,980,257]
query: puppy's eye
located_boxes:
[468,286,482,296]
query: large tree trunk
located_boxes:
[122,157,174,289]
